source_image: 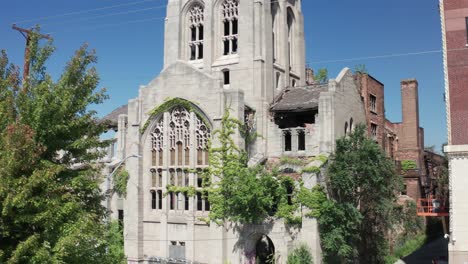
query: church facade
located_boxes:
[102,0,366,263]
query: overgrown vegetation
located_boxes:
[181,108,327,226]
[113,168,129,197]
[314,68,328,84]
[287,244,314,264]
[401,160,417,172]
[141,97,209,133]
[386,200,425,263]
[353,64,368,74]
[0,27,124,263]
[318,125,402,263]
[385,233,426,264]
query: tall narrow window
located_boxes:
[369,94,377,113]
[466,17,468,44]
[221,0,239,55]
[223,70,230,85]
[298,130,306,151]
[271,3,279,62]
[151,190,156,209]
[284,130,292,152]
[287,8,295,69]
[371,123,378,140]
[188,5,204,60]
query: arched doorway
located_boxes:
[255,235,275,264]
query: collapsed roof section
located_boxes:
[270,83,328,113]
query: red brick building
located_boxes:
[440,0,468,261]
[357,74,433,201]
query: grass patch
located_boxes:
[385,233,426,264]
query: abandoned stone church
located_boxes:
[101,0,434,263]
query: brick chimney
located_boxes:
[400,79,420,152]
[305,68,314,85]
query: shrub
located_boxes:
[287,244,314,264]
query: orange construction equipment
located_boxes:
[417,196,449,217]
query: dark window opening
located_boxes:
[298,130,306,151]
[118,209,124,225]
[232,19,238,35]
[190,45,196,60]
[197,175,203,188]
[224,20,230,36]
[191,26,196,41]
[371,123,378,140]
[169,192,175,210]
[184,192,189,210]
[151,190,156,209]
[286,183,294,205]
[274,110,317,129]
[223,40,230,55]
[197,192,203,211]
[205,194,210,211]
[198,44,203,59]
[157,190,163,209]
[232,39,238,53]
[223,70,230,85]
[198,25,204,40]
[284,131,292,152]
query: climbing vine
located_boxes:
[113,168,129,197]
[172,107,329,227]
[140,97,210,134]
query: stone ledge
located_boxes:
[445,144,468,154]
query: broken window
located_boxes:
[371,123,378,140]
[274,111,317,129]
[370,94,377,113]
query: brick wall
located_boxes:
[444,2,468,145]
[356,73,386,146]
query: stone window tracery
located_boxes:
[188,4,204,60]
[221,0,239,55]
[149,105,211,213]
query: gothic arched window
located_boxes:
[188,4,204,60]
[149,106,211,212]
[287,7,295,69]
[221,0,239,55]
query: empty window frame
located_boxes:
[284,130,292,151]
[371,123,378,140]
[298,130,306,151]
[369,94,377,113]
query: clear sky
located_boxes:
[0,0,446,151]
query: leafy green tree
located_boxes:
[207,108,280,224]
[0,28,123,263]
[314,68,328,84]
[321,124,401,263]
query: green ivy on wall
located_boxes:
[140,97,210,134]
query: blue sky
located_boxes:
[0,0,446,150]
